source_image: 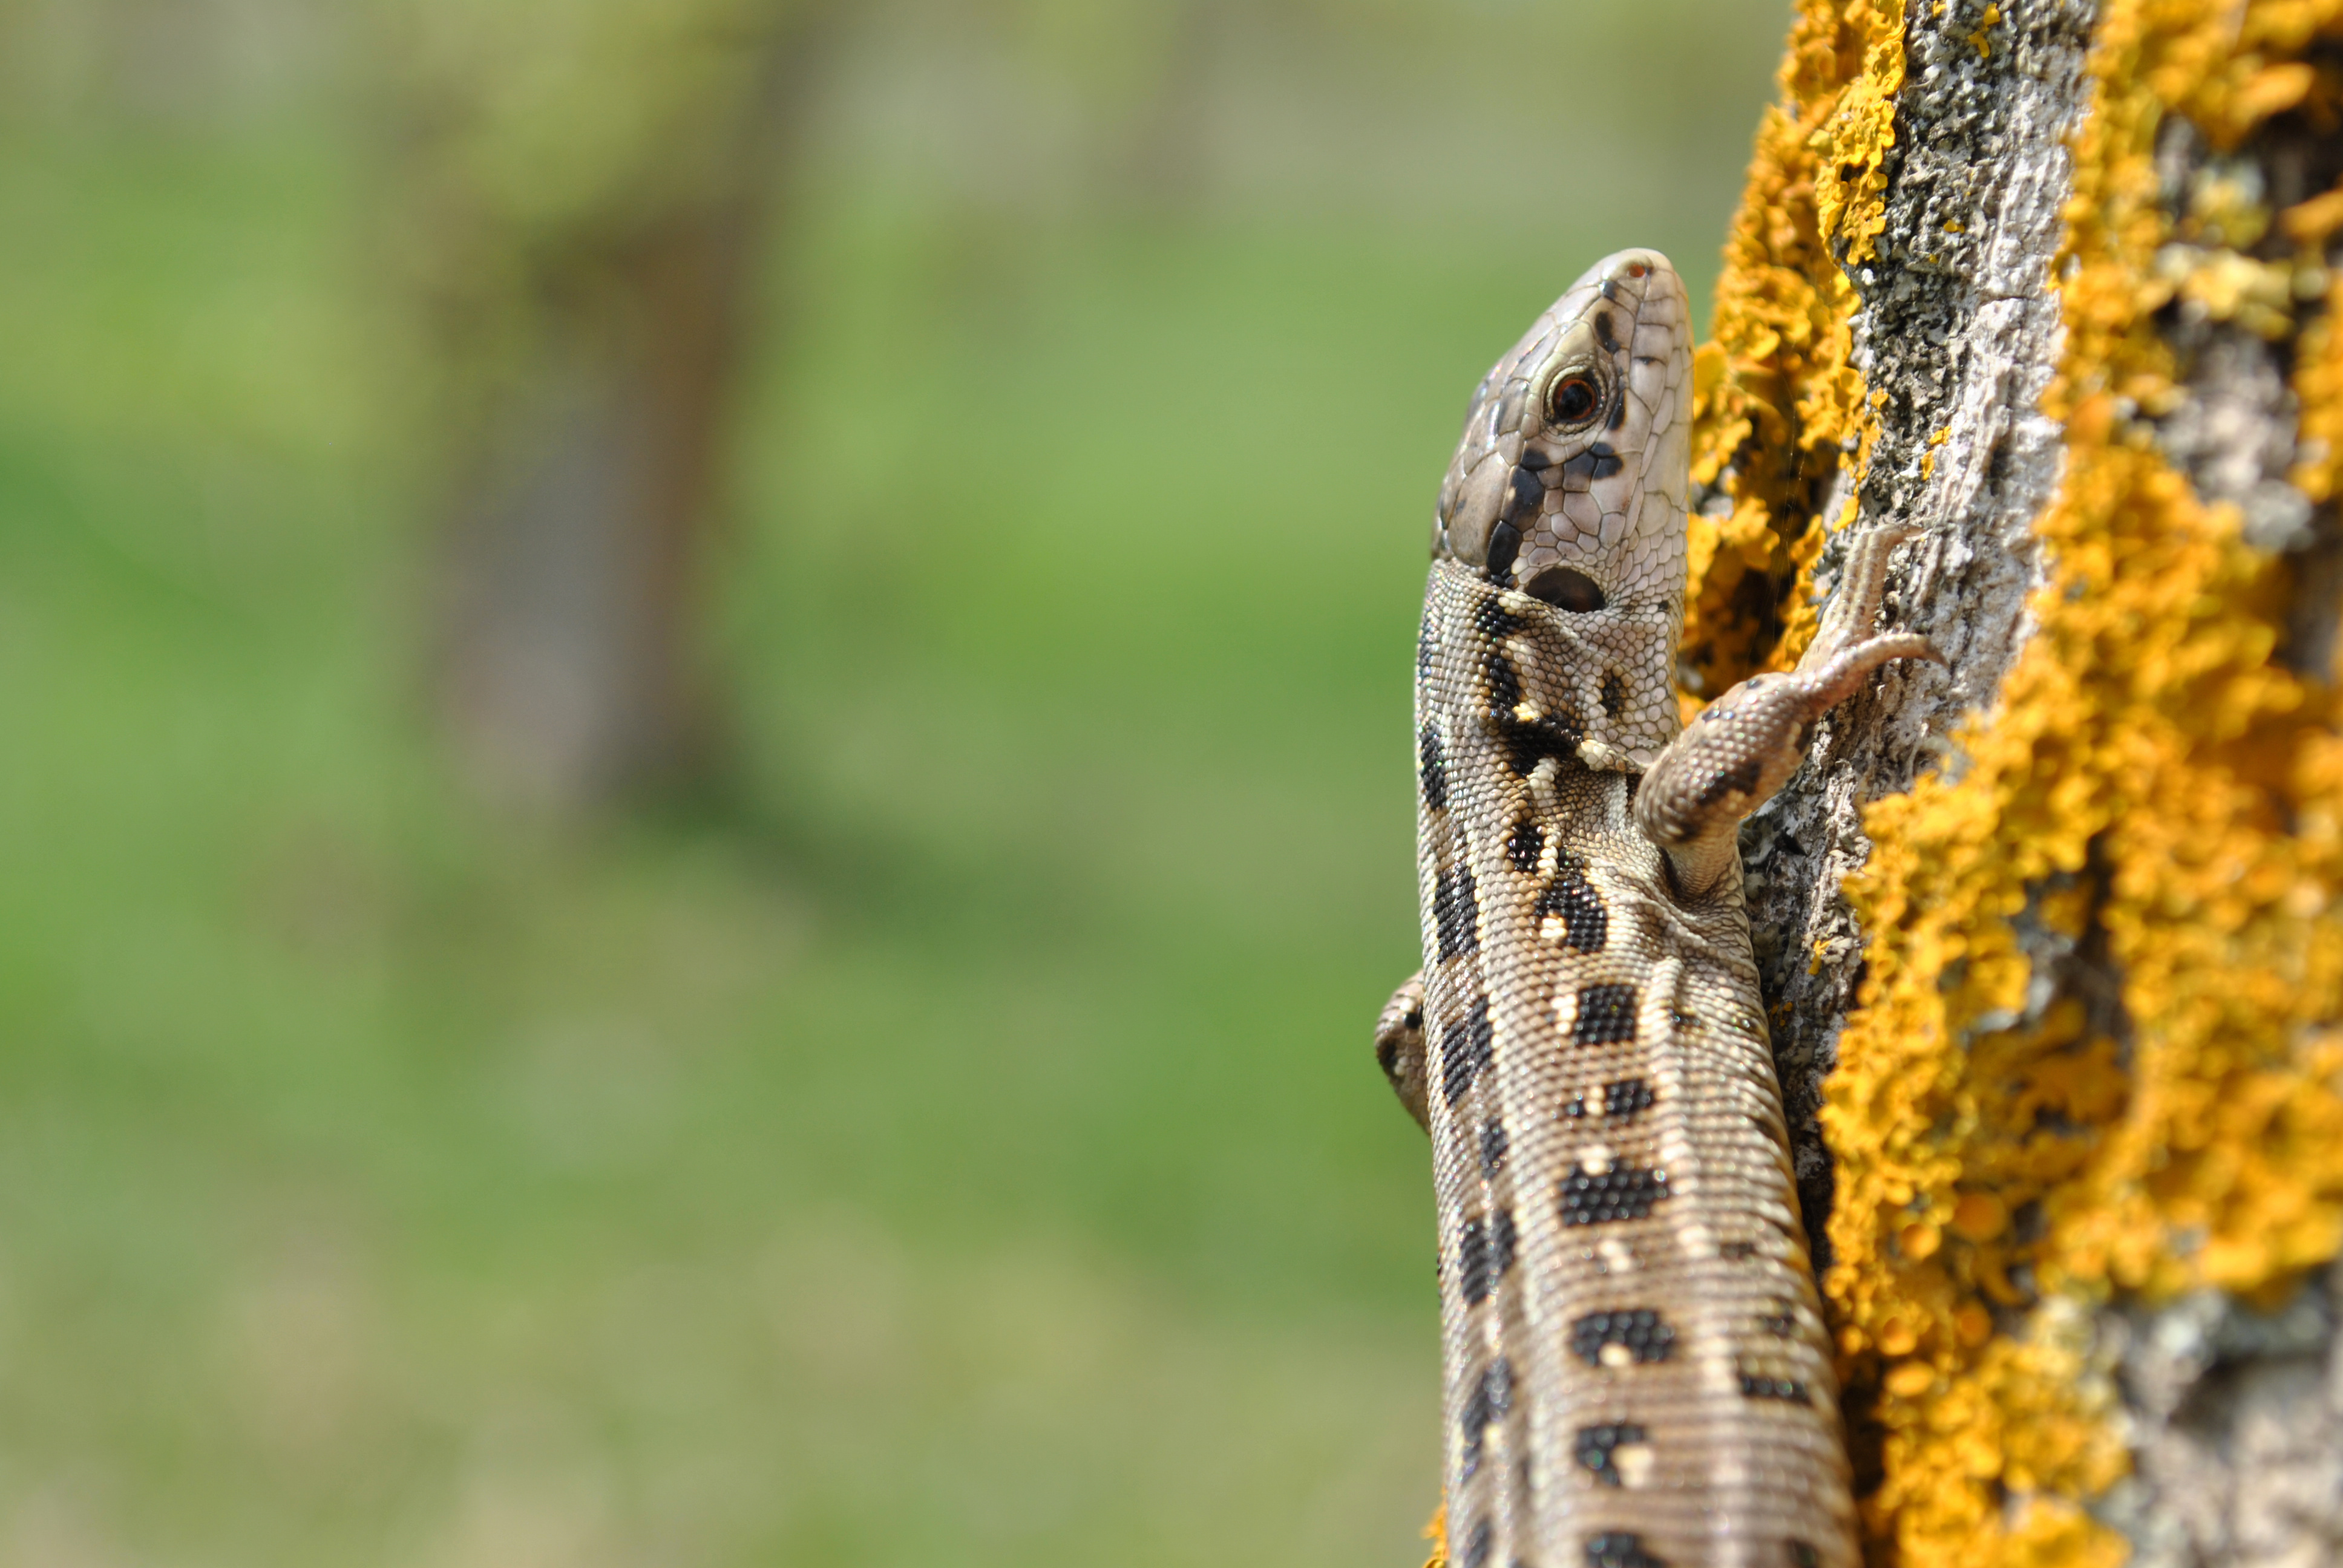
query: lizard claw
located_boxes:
[1801,521,1926,669]
[1793,630,1944,713]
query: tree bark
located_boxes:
[1679,1,2343,1564]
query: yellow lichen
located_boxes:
[1685,0,1905,699]
[1685,0,2343,1564]
[1968,4,2002,59]
[2293,266,2343,501]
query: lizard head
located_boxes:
[1430,248,1693,769]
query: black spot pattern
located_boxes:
[1463,1517,1493,1568]
[1587,1533,1666,1568]
[1560,1163,1669,1225]
[1473,596,1528,639]
[1420,727,1448,811]
[1602,1077,1654,1118]
[1459,1209,1518,1302]
[1562,446,1626,483]
[1484,650,1524,722]
[1537,865,1609,952]
[1458,1356,1515,1478]
[1696,753,1765,809]
[1571,983,1638,1044]
[1504,464,1544,526]
[1487,520,1522,583]
[1570,1308,1675,1365]
[1504,713,1585,777]
[1561,1090,1589,1119]
[1601,670,1626,717]
[1459,1218,1493,1305]
[1436,866,1481,961]
[1788,1542,1820,1568]
[1573,1422,1646,1486]
[1594,311,1620,352]
[1441,998,1494,1106]
[1481,631,1586,776]
[1739,1374,1812,1403]
[1478,1118,1509,1177]
[1506,818,1544,874]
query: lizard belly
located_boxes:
[1417,563,1855,1568]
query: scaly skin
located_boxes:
[1375,250,1935,1568]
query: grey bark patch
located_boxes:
[2143,113,2343,676]
[2095,1267,2343,1567]
[1729,0,2094,1276]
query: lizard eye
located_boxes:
[1545,374,1601,428]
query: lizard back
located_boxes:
[1410,251,1855,1568]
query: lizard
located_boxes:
[1373,249,1938,1568]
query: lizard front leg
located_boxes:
[1635,523,1941,897]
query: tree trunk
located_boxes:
[1671,1,2343,1564]
[406,6,834,810]
[433,200,759,807]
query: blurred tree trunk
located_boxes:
[1115,0,1229,208]
[433,191,758,808]
[401,2,836,810]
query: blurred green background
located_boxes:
[0,2,1787,1563]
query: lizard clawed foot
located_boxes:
[1802,518,1920,668]
[1634,528,1941,897]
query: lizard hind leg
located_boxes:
[1374,972,1430,1132]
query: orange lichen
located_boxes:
[1688,1,2343,1564]
[1684,0,1905,699]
